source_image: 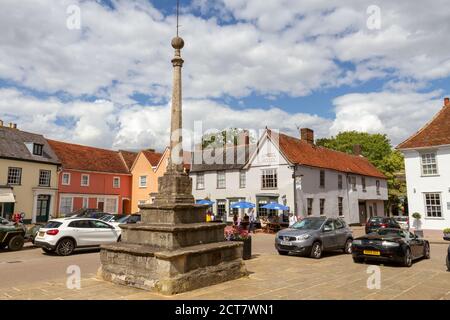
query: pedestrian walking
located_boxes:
[248,208,256,233]
[288,212,298,227]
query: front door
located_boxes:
[98,201,104,211]
[359,201,367,224]
[36,195,50,223]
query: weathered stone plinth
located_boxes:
[98,170,247,295]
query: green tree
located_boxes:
[202,128,253,149]
[316,131,406,215]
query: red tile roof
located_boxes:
[47,139,130,174]
[142,150,163,167]
[397,102,450,149]
[268,130,386,179]
[119,150,138,170]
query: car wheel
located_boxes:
[343,239,353,254]
[8,235,24,251]
[403,248,412,267]
[353,257,364,263]
[423,242,430,259]
[56,238,75,256]
[278,250,288,256]
[310,242,322,259]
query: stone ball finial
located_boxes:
[171,36,184,49]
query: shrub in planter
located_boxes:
[443,228,450,237]
[224,226,252,260]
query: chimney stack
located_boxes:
[444,97,449,107]
[0,120,3,127]
[353,144,362,156]
[300,128,314,144]
[145,148,155,153]
[12,123,17,129]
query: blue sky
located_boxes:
[0,0,449,150]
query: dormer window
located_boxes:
[33,143,44,156]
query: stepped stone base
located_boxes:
[98,242,247,295]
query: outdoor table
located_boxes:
[267,222,281,233]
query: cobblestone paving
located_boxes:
[1,234,449,300]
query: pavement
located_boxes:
[0,233,449,300]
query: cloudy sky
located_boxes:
[0,0,449,151]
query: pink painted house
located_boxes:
[47,140,137,216]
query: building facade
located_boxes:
[398,98,450,231]
[191,128,388,225]
[0,123,60,223]
[48,140,135,216]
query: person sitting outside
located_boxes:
[288,213,298,227]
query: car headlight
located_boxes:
[352,240,362,245]
[296,234,310,241]
[382,241,400,247]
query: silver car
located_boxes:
[275,216,353,259]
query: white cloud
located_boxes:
[330,91,445,145]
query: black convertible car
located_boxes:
[445,235,450,271]
[352,228,430,267]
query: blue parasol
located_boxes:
[230,201,255,209]
[196,199,215,206]
[262,202,289,211]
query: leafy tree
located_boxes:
[202,128,253,149]
[316,131,406,215]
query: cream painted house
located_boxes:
[0,123,60,223]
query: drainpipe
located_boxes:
[345,173,351,223]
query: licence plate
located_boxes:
[38,232,45,237]
[280,241,292,246]
[363,250,380,256]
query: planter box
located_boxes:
[232,238,252,260]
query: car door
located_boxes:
[68,220,97,246]
[321,219,337,250]
[408,231,422,258]
[333,218,347,248]
[89,220,119,244]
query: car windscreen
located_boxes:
[100,215,113,222]
[43,221,62,229]
[291,218,325,230]
[377,229,406,237]
[117,215,130,223]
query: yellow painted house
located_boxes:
[130,147,192,213]
[0,123,60,223]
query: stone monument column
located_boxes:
[97,24,247,296]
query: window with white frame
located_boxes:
[421,152,438,175]
[217,171,226,189]
[39,170,51,187]
[261,168,277,189]
[217,200,226,217]
[307,198,313,216]
[60,197,73,215]
[338,175,343,190]
[105,198,117,214]
[319,199,325,215]
[376,180,380,195]
[62,172,71,185]
[239,171,246,188]
[338,197,343,216]
[81,174,89,186]
[319,170,325,188]
[424,193,442,218]
[113,177,120,188]
[361,177,366,192]
[196,173,205,189]
[82,197,89,208]
[351,176,357,191]
[7,167,22,185]
[139,175,147,188]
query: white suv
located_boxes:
[34,218,122,256]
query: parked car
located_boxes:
[275,216,353,259]
[34,218,121,256]
[110,213,141,228]
[0,218,27,251]
[392,216,409,230]
[99,214,124,223]
[365,216,401,234]
[352,228,430,267]
[444,234,450,271]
